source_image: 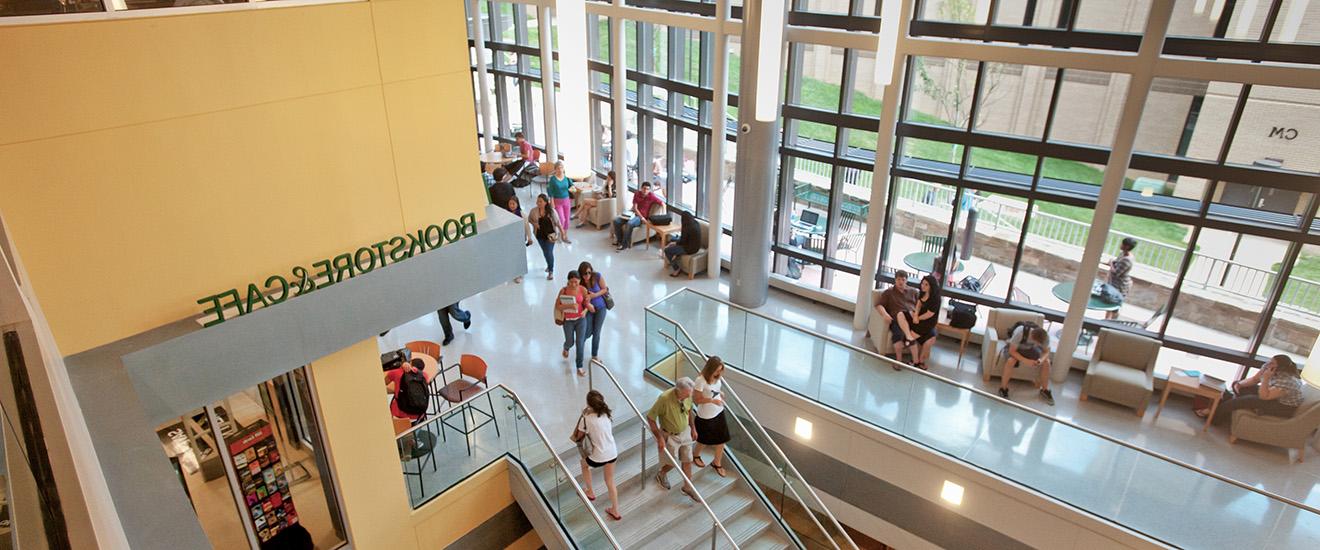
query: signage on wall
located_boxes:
[227,420,298,544]
[196,213,478,327]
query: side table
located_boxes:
[1152,367,1224,432]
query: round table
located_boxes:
[1051,281,1122,312]
[902,251,964,275]
[479,151,511,164]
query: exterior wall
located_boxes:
[0,0,485,356]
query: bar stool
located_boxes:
[438,354,499,456]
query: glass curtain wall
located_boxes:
[474,1,549,153]
[468,0,1319,373]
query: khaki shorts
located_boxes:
[661,430,694,467]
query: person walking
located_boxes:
[504,195,525,284]
[527,193,562,280]
[436,303,472,346]
[647,377,700,502]
[578,261,609,364]
[555,270,594,376]
[692,357,731,478]
[663,210,702,277]
[547,161,574,243]
[895,274,942,370]
[575,390,622,521]
[1105,237,1137,319]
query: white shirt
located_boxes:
[583,412,617,463]
[693,377,725,419]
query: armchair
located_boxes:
[587,196,619,229]
[675,219,710,279]
[1230,386,1320,462]
[980,308,1047,383]
[867,291,895,356]
[1080,328,1161,417]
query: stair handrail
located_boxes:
[655,328,856,550]
[587,358,741,550]
[396,383,622,549]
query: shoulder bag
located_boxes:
[570,412,594,459]
[553,291,566,326]
[599,273,615,310]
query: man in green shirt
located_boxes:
[647,377,699,501]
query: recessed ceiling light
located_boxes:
[794,417,813,440]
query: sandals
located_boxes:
[606,508,622,521]
[713,464,727,478]
[584,489,596,501]
[1194,409,1210,418]
[693,456,707,468]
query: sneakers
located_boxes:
[1039,389,1055,406]
[462,318,471,330]
[655,471,671,490]
[998,387,1009,399]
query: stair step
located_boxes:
[608,465,741,548]
[741,529,796,550]
[648,486,760,550]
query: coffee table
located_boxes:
[1152,367,1224,432]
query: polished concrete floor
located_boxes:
[376,205,1320,540]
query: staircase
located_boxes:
[527,415,793,549]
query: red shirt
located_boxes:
[385,369,422,420]
[633,191,663,217]
[517,140,534,159]
[558,288,587,321]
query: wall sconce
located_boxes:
[794,417,813,440]
[941,480,964,506]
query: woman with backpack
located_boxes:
[578,261,610,364]
[996,323,1054,406]
[527,193,562,280]
[895,274,942,370]
[575,390,621,521]
[555,270,595,376]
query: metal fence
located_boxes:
[890,178,1320,316]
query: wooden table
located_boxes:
[935,307,971,370]
[1152,367,1224,432]
[1051,281,1122,312]
[648,221,682,250]
[902,251,964,275]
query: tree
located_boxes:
[913,1,1006,160]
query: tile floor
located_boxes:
[374,206,1320,528]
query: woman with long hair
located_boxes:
[578,261,610,364]
[555,270,595,376]
[895,275,942,370]
[576,171,615,228]
[527,193,561,280]
[577,390,621,520]
[692,356,731,477]
[547,161,574,243]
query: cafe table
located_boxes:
[1051,281,1122,312]
[902,251,964,276]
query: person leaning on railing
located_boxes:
[647,377,701,502]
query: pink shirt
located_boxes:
[558,288,587,321]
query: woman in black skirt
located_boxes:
[895,274,942,370]
[692,356,731,477]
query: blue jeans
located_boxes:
[581,308,607,358]
[537,238,555,273]
[562,318,586,370]
[664,243,685,271]
[613,216,643,248]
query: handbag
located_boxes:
[948,301,977,329]
[603,292,615,310]
[648,213,673,225]
[570,413,593,459]
[553,292,566,326]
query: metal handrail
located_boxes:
[395,384,623,549]
[587,359,741,549]
[658,331,850,550]
[653,287,1320,517]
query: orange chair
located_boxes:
[404,340,441,359]
[439,354,499,456]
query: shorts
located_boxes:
[888,319,906,343]
[586,456,617,468]
[661,430,694,467]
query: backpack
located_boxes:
[956,276,982,293]
[396,370,430,416]
[948,301,977,329]
[1095,283,1124,305]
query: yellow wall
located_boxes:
[310,338,530,549]
[0,0,486,355]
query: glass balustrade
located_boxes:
[646,289,1320,549]
[394,385,617,548]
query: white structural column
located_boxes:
[555,0,592,177]
[610,0,630,207]
[468,0,497,153]
[538,5,560,161]
[1052,1,1175,383]
[852,0,913,329]
[705,0,731,278]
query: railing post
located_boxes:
[641,423,648,494]
[710,521,717,550]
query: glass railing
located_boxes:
[394,385,620,549]
[644,318,858,550]
[584,358,745,549]
[646,288,1320,549]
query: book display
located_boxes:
[227,420,299,543]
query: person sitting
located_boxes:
[664,210,702,277]
[383,358,426,422]
[576,171,615,228]
[894,275,941,370]
[996,323,1054,406]
[489,167,515,210]
[1202,355,1304,425]
[612,182,662,251]
[874,270,918,368]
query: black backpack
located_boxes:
[948,301,977,329]
[396,370,430,416]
